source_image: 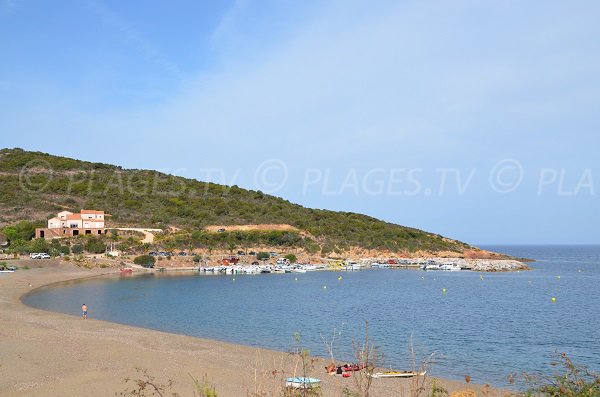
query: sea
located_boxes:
[22,245,600,387]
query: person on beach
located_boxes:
[81,303,87,319]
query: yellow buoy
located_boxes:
[338,276,343,281]
[551,297,556,303]
[323,285,327,289]
[556,276,561,280]
[442,288,447,294]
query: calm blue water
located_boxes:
[23,245,600,386]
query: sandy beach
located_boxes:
[0,261,505,397]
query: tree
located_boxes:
[29,238,49,253]
[227,241,236,254]
[109,229,119,241]
[85,237,105,254]
[134,255,156,268]
[71,244,84,254]
[284,253,297,263]
[306,242,320,254]
[2,220,38,242]
[49,245,70,257]
[256,251,270,261]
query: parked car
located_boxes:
[178,252,187,256]
[249,251,256,256]
[217,228,226,233]
[149,251,158,256]
[30,253,51,259]
[237,251,246,255]
[222,256,239,265]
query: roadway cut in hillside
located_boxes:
[115,228,163,244]
[204,224,315,238]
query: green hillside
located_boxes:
[0,148,473,255]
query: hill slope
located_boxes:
[0,148,483,256]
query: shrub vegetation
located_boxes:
[0,148,474,254]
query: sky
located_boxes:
[1,0,599,245]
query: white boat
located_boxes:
[344,261,362,271]
[285,377,321,388]
[242,267,259,274]
[370,371,427,378]
[440,264,461,271]
[302,265,318,271]
[421,263,442,271]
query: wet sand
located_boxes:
[0,262,507,396]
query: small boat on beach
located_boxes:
[325,363,364,374]
[342,363,364,372]
[285,377,321,388]
[370,371,427,378]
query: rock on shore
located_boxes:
[395,257,529,271]
[468,259,529,271]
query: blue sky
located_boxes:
[1,0,599,244]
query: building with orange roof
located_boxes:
[35,209,109,239]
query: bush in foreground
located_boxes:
[516,352,600,397]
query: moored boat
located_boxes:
[440,264,461,271]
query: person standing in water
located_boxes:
[81,303,87,319]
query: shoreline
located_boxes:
[1,262,508,396]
